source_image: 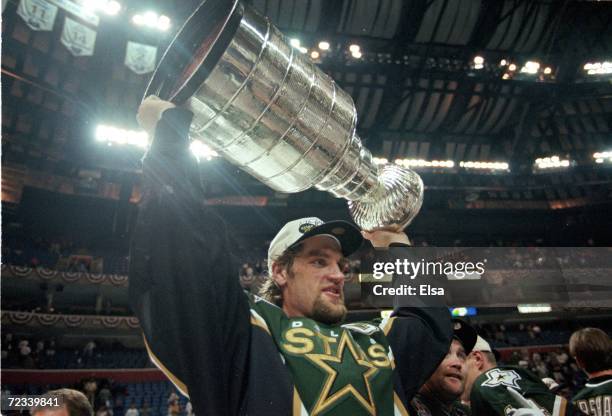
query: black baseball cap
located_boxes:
[452,319,478,354]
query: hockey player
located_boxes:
[408,319,477,416]
[463,336,571,416]
[129,96,453,415]
[570,327,612,416]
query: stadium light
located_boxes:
[535,155,570,170]
[584,62,612,75]
[310,51,320,59]
[351,50,362,59]
[349,44,360,53]
[318,41,330,51]
[593,151,612,164]
[459,161,509,171]
[132,12,171,31]
[290,38,301,48]
[96,124,219,161]
[543,67,552,75]
[299,47,307,54]
[96,125,148,148]
[157,15,171,31]
[473,56,484,65]
[83,0,121,16]
[518,304,551,313]
[508,63,517,71]
[395,159,455,169]
[520,61,540,74]
[500,59,507,66]
[372,157,388,165]
[143,11,158,26]
[104,1,121,15]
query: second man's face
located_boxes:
[422,339,468,402]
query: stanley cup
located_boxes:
[145,0,423,231]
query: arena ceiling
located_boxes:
[2,0,612,209]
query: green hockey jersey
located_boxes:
[572,374,612,416]
[470,366,569,416]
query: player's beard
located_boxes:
[311,293,347,325]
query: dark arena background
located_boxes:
[1,0,612,415]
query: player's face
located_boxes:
[421,339,467,403]
[279,235,348,324]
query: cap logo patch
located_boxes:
[331,227,345,235]
[454,322,462,330]
[299,223,315,233]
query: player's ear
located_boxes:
[272,262,289,287]
[475,352,486,371]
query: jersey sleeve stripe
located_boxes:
[553,395,567,416]
[250,309,272,334]
[393,392,410,416]
[293,387,308,416]
[380,316,397,336]
[143,335,189,397]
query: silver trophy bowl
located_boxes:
[144,0,423,231]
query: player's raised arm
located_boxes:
[364,230,454,402]
[129,96,250,416]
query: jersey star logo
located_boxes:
[305,331,378,415]
[481,368,522,389]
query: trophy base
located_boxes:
[348,164,423,232]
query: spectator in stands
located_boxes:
[2,333,13,362]
[557,348,569,365]
[569,327,612,414]
[96,385,112,412]
[46,339,56,358]
[19,339,35,368]
[140,402,151,416]
[167,392,180,416]
[185,401,193,416]
[124,403,139,416]
[83,378,98,406]
[83,341,96,358]
[95,405,111,416]
[30,388,93,416]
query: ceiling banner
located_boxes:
[124,41,157,75]
[17,0,58,31]
[60,16,96,56]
